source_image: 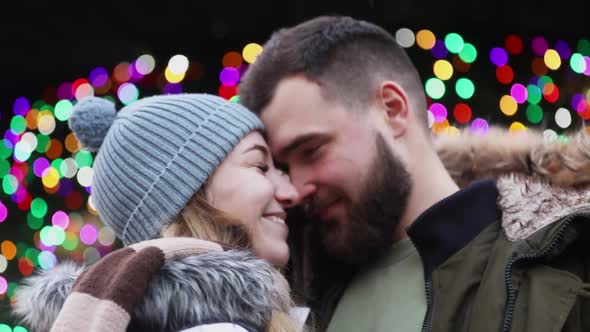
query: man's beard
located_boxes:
[314,133,412,265]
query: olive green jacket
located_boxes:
[415,176,590,332]
[286,128,590,332]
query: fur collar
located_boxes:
[13,250,277,332]
[435,126,590,188]
[435,127,590,241]
[497,175,590,241]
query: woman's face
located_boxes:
[206,131,300,266]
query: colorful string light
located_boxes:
[1,29,590,331]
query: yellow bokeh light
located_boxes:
[165,67,185,83]
[509,122,527,134]
[499,95,518,116]
[416,30,436,50]
[448,126,461,136]
[243,43,263,64]
[446,126,461,136]
[38,114,56,135]
[544,49,561,70]
[42,167,60,188]
[433,60,454,80]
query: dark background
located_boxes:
[1,0,588,108]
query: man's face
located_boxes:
[260,76,412,264]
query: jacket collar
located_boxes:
[407,179,500,275]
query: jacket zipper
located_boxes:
[501,214,578,332]
[414,243,433,332]
[422,278,433,332]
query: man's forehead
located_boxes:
[264,118,302,156]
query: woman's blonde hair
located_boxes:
[161,189,307,332]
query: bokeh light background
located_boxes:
[0,26,589,330]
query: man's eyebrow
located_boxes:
[243,144,269,158]
[277,133,320,160]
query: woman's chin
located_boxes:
[255,242,290,267]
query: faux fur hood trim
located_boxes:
[435,126,590,241]
[13,250,276,332]
[435,126,590,189]
[497,175,590,241]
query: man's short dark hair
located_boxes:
[239,15,427,125]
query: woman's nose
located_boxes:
[270,170,301,208]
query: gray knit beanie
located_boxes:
[68,94,264,245]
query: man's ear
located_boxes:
[377,81,409,138]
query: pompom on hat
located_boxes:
[68,97,117,152]
[68,94,264,245]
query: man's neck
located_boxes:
[394,153,460,242]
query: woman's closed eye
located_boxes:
[255,164,270,173]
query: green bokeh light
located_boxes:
[51,158,64,177]
[10,116,27,134]
[455,78,475,99]
[62,234,79,251]
[38,251,56,270]
[14,143,32,162]
[40,226,52,246]
[577,39,590,56]
[54,100,73,122]
[53,228,65,245]
[537,75,553,89]
[24,248,39,266]
[0,159,10,178]
[0,324,12,332]
[30,198,48,218]
[74,150,93,168]
[31,100,44,109]
[458,43,477,63]
[26,213,44,230]
[35,134,50,153]
[526,104,544,124]
[40,226,65,246]
[39,104,54,114]
[0,140,12,159]
[14,326,29,332]
[16,243,28,259]
[103,95,116,103]
[570,53,587,73]
[444,33,464,54]
[2,175,18,195]
[7,282,17,297]
[527,85,542,104]
[425,78,446,99]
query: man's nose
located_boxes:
[288,166,319,205]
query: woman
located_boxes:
[13,94,308,332]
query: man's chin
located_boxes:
[319,219,395,265]
[320,227,374,265]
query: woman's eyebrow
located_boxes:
[243,144,270,158]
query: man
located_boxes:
[239,16,590,332]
